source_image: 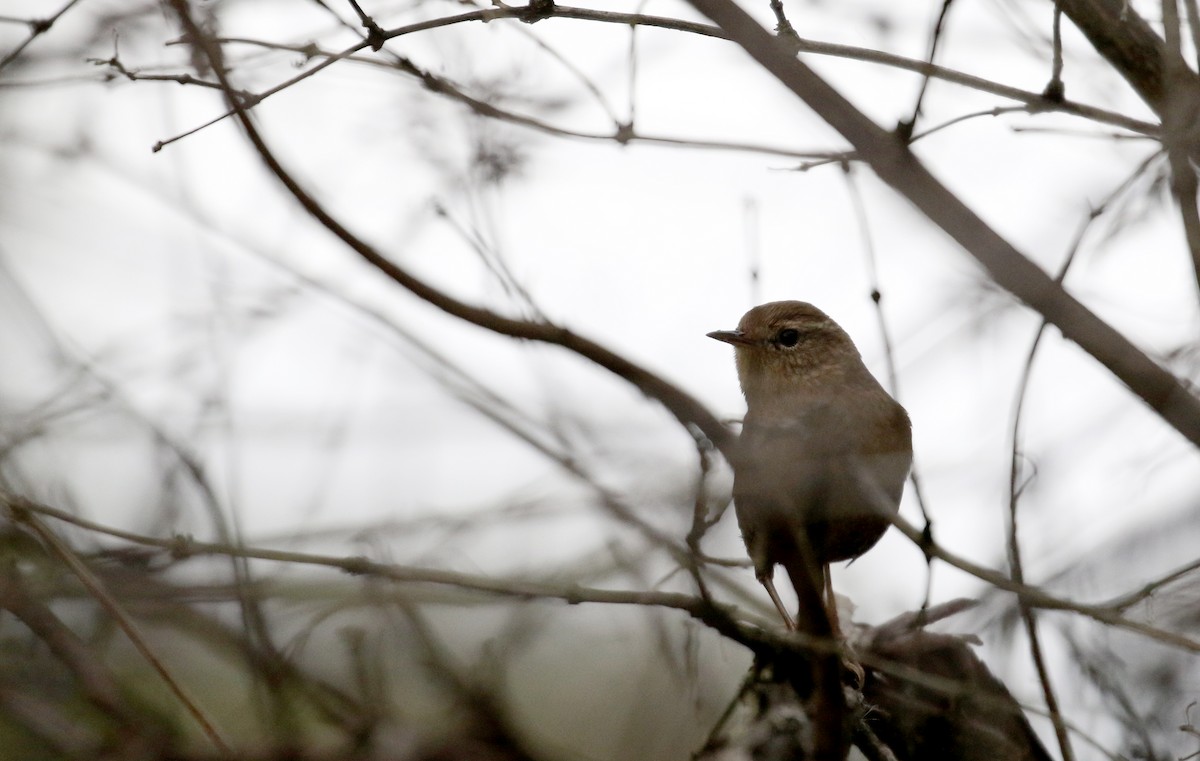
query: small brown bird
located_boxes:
[708,300,912,631]
[709,301,911,759]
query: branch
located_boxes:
[142,4,1156,152]
[1056,0,1196,115]
[885,509,1200,653]
[17,492,1200,657]
[684,0,1200,449]
[0,0,82,72]
[165,0,737,464]
[10,508,230,752]
[0,562,133,728]
[1161,0,1200,298]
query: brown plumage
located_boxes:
[709,300,912,759]
[709,300,911,609]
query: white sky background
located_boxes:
[2,0,1200,757]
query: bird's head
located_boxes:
[707,300,863,406]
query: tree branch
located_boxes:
[685,0,1200,448]
[164,0,737,461]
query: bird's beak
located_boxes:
[707,329,751,346]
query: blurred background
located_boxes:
[1,1,1199,759]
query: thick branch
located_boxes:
[1057,0,1187,115]
[685,0,1200,448]
[1057,0,1200,294]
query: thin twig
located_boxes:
[1007,259,1084,761]
[16,493,1200,655]
[1003,151,1164,761]
[8,497,1084,741]
[900,0,956,141]
[166,0,740,470]
[11,509,230,752]
[140,5,1155,154]
[840,165,937,621]
[885,508,1200,653]
[0,564,134,727]
[1101,554,1200,611]
[768,0,800,51]
[388,597,540,761]
[0,0,83,72]
[1045,1,1065,101]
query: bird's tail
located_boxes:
[783,540,847,760]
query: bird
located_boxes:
[708,300,912,627]
[708,300,912,758]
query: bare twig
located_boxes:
[768,0,800,51]
[1101,554,1200,611]
[1009,315,1078,761]
[1005,152,1164,761]
[1046,1,1066,101]
[885,508,1200,653]
[139,5,1155,153]
[16,493,1200,655]
[899,0,956,141]
[10,508,230,752]
[840,165,938,627]
[0,0,83,72]
[165,0,739,470]
[0,562,134,727]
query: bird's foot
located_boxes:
[760,575,797,631]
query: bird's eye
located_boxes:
[776,328,801,347]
